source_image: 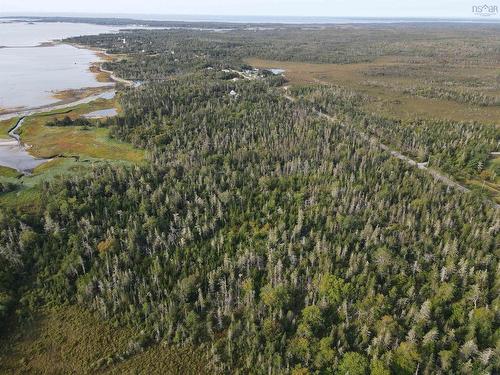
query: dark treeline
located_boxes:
[402,87,500,107]
[67,23,500,69]
[46,116,93,128]
[14,16,293,30]
[1,24,499,375]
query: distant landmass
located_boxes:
[1,13,500,24]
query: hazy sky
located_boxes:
[0,0,498,18]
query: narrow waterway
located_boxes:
[0,118,49,172]
[84,108,118,119]
[0,89,116,173]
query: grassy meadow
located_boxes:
[246,57,500,124]
[0,305,209,375]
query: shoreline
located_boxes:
[0,46,132,173]
[69,42,136,86]
[0,117,52,174]
[0,41,133,120]
[0,88,116,121]
[0,35,138,173]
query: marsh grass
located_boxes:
[18,99,143,163]
[0,118,19,139]
[246,57,500,124]
[0,166,21,178]
[0,97,143,209]
[0,305,209,375]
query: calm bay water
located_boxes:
[0,44,111,111]
[0,21,123,47]
[0,21,123,112]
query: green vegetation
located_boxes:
[292,84,499,195]
[0,118,18,139]
[0,305,209,374]
[403,87,500,107]
[0,166,21,178]
[46,115,93,127]
[16,99,143,163]
[0,99,144,212]
[246,56,500,124]
[1,20,499,374]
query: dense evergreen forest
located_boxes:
[1,22,499,374]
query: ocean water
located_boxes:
[0,21,123,47]
[0,44,110,111]
[0,22,120,111]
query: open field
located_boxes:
[0,305,209,375]
[246,57,500,124]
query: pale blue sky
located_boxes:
[0,0,498,19]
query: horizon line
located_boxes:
[1,14,500,26]
[1,12,500,23]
